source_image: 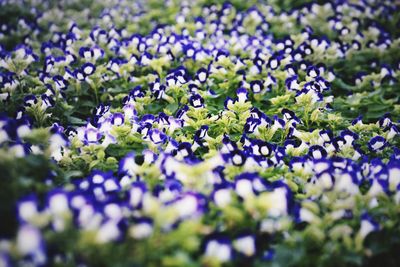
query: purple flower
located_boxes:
[308,145,327,159]
[250,80,264,94]
[111,113,124,126]
[84,127,102,144]
[189,94,204,108]
[149,128,167,145]
[196,67,208,83]
[368,136,387,152]
[204,235,232,262]
[236,87,248,103]
[81,62,96,76]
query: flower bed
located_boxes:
[0,0,400,266]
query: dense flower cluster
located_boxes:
[0,0,400,266]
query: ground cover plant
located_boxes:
[0,0,400,266]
